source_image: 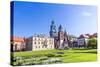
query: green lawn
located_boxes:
[12,49,97,65]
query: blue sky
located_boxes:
[12,1,97,37]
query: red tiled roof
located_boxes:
[78,34,89,39]
[78,33,97,39]
[11,36,25,42]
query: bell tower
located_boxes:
[50,20,57,38]
[58,25,64,40]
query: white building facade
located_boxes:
[26,35,54,51]
[77,34,89,47]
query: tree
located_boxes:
[87,38,97,49]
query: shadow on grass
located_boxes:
[74,51,97,54]
[72,48,97,50]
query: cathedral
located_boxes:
[50,21,69,49]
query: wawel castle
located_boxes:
[11,21,97,52]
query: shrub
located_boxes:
[46,54,55,57]
[55,54,62,57]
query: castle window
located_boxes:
[42,42,44,44]
[34,42,36,44]
[51,46,52,48]
[39,46,40,48]
[35,46,37,48]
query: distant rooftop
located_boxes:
[11,36,25,42]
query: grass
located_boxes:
[12,48,97,65]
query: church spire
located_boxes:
[64,29,69,45]
[58,24,63,32]
[64,29,67,37]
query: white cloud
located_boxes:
[82,11,92,16]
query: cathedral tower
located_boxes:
[64,30,69,48]
[50,20,57,38]
[58,25,64,49]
